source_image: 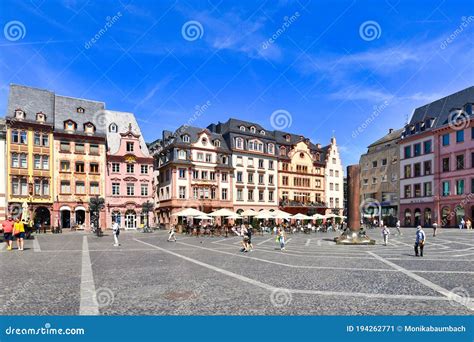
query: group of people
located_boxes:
[380,223,427,257]
[458,218,472,230]
[1,216,26,251]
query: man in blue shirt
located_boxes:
[414,226,426,257]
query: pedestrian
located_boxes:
[246,225,253,251]
[395,220,402,235]
[432,222,438,237]
[381,225,390,246]
[13,218,25,251]
[278,228,286,251]
[459,218,465,230]
[1,215,14,251]
[240,224,249,252]
[112,219,120,247]
[414,225,426,257]
[168,225,177,242]
[467,219,472,230]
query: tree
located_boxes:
[142,201,154,228]
[89,196,105,236]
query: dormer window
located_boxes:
[84,122,96,134]
[178,150,186,160]
[235,137,244,149]
[36,112,46,123]
[239,126,245,131]
[109,123,118,133]
[77,107,85,114]
[268,143,274,154]
[250,126,256,133]
[14,109,25,120]
[181,135,190,143]
[315,152,320,161]
[280,146,286,156]
[201,137,208,146]
[285,135,290,142]
[260,130,265,135]
[64,120,77,132]
[213,140,221,147]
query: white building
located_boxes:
[324,137,344,215]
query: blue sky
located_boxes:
[1,0,473,166]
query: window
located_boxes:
[258,159,264,168]
[11,178,27,195]
[182,135,190,143]
[109,123,118,133]
[269,160,274,169]
[192,170,199,179]
[126,164,135,173]
[75,143,85,153]
[248,158,254,167]
[259,190,264,202]
[248,189,254,201]
[248,173,254,183]
[329,169,334,176]
[112,163,120,172]
[75,162,85,173]
[34,132,41,145]
[250,126,256,133]
[179,186,186,199]
[196,153,203,161]
[424,182,432,197]
[404,185,411,198]
[332,158,336,164]
[192,188,199,199]
[456,179,465,195]
[456,155,464,170]
[442,133,450,146]
[282,176,289,186]
[382,159,387,166]
[60,141,70,152]
[221,188,228,200]
[210,172,215,181]
[280,147,286,156]
[90,182,99,195]
[456,130,464,143]
[239,126,245,131]
[61,161,70,172]
[126,183,134,196]
[141,165,148,174]
[404,146,411,159]
[414,163,421,177]
[178,168,186,179]
[213,140,221,147]
[269,175,274,185]
[269,191,274,202]
[268,144,274,154]
[372,161,377,168]
[141,184,148,196]
[205,154,212,163]
[442,158,450,172]
[201,171,208,180]
[423,140,432,154]
[236,156,243,166]
[424,160,432,175]
[178,150,186,160]
[372,177,377,184]
[235,138,243,149]
[221,172,228,182]
[442,181,450,196]
[237,189,243,201]
[61,181,71,194]
[126,142,134,152]
[90,163,99,173]
[11,153,19,168]
[76,181,85,194]
[335,184,339,191]
[414,143,421,157]
[90,144,99,154]
[34,155,41,169]
[112,183,120,195]
[237,172,243,183]
[258,174,264,184]
[404,165,411,178]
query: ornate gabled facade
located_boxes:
[208,119,278,213]
[274,131,326,215]
[53,95,107,230]
[5,85,55,227]
[150,126,234,226]
[105,111,154,229]
[323,137,344,215]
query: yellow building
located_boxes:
[275,132,326,214]
[6,84,55,225]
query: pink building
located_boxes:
[105,111,154,229]
[433,107,473,227]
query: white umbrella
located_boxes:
[208,208,236,217]
[240,209,258,217]
[226,213,242,219]
[272,210,292,220]
[312,214,325,220]
[336,215,347,219]
[195,214,213,220]
[172,208,207,217]
[325,213,337,219]
[292,213,312,220]
[255,212,275,219]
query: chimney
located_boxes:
[316,143,321,149]
[388,128,394,134]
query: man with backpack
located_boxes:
[414,225,426,257]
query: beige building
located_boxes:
[359,128,402,226]
[324,137,344,215]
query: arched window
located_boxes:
[64,120,77,132]
[424,208,432,227]
[213,140,221,147]
[14,109,25,120]
[441,206,450,227]
[280,146,286,156]
[181,135,190,143]
[414,208,421,226]
[455,205,465,227]
[260,130,265,135]
[109,123,118,133]
[239,126,245,131]
[268,143,274,154]
[404,209,412,226]
[235,137,243,149]
[84,122,96,134]
[36,112,46,123]
[250,126,256,133]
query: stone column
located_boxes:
[347,164,361,230]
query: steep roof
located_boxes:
[103,110,150,156]
[6,84,55,125]
[54,95,106,134]
[368,128,403,148]
[408,86,474,131]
